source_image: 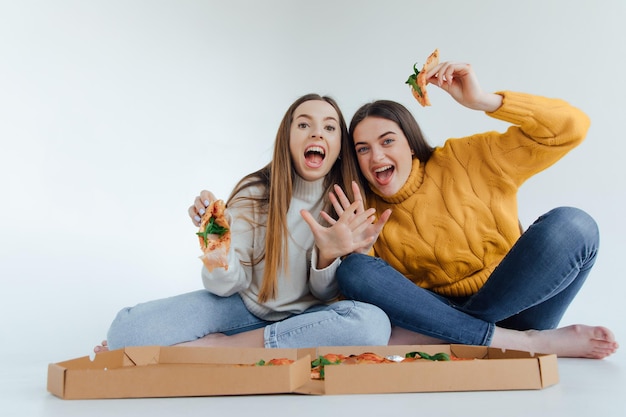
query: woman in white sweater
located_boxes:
[97,94,391,351]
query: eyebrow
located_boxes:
[294,114,338,122]
[377,131,395,139]
[354,131,396,146]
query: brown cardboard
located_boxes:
[295,344,559,395]
[47,346,311,399]
[47,344,558,399]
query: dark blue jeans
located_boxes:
[337,207,599,346]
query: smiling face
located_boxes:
[352,116,414,197]
[289,100,342,181]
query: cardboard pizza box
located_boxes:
[47,345,311,399]
[47,344,558,399]
[295,344,558,395]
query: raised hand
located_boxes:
[324,182,391,253]
[425,61,502,112]
[301,181,391,268]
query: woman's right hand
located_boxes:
[188,190,217,227]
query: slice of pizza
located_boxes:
[310,353,349,380]
[255,358,295,366]
[196,199,230,271]
[405,48,440,106]
[341,352,394,365]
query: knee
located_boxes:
[106,307,133,349]
[546,207,599,247]
[346,301,392,345]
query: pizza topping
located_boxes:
[197,199,231,271]
[406,48,440,107]
[405,351,451,361]
[196,216,229,245]
[255,358,294,366]
[312,352,392,379]
[406,63,425,98]
[310,351,466,379]
[248,350,469,380]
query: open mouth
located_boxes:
[374,165,394,184]
[304,146,326,168]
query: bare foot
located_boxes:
[94,340,109,354]
[493,324,619,359]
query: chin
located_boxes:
[376,184,398,197]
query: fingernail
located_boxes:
[199,208,205,215]
[194,215,201,222]
[204,199,210,207]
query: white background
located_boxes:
[1,1,625,416]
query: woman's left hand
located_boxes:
[426,61,502,112]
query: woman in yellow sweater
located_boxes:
[331,60,619,359]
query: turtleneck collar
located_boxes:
[370,158,424,204]
[292,173,325,204]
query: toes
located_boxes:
[94,340,109,353]
[593,326,615,342]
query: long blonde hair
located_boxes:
[226,94,363,302]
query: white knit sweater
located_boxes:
[201,175,340,321]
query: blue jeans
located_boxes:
[337,207,599,346]
[106,290,391,349]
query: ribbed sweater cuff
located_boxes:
[486,91,535,126]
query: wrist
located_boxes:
[316,248,338,269]
[316,255,334,269]
[477,92,503,112]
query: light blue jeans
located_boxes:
[106,290,391,350]
[337,207,599,346]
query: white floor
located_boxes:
[4,349,625,417]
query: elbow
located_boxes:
[568,107,591,143]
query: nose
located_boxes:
[311,124,323,139]
[371,146,384,161]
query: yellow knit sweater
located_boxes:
[368,91,591,297]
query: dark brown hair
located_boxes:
[348,100,435,187]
